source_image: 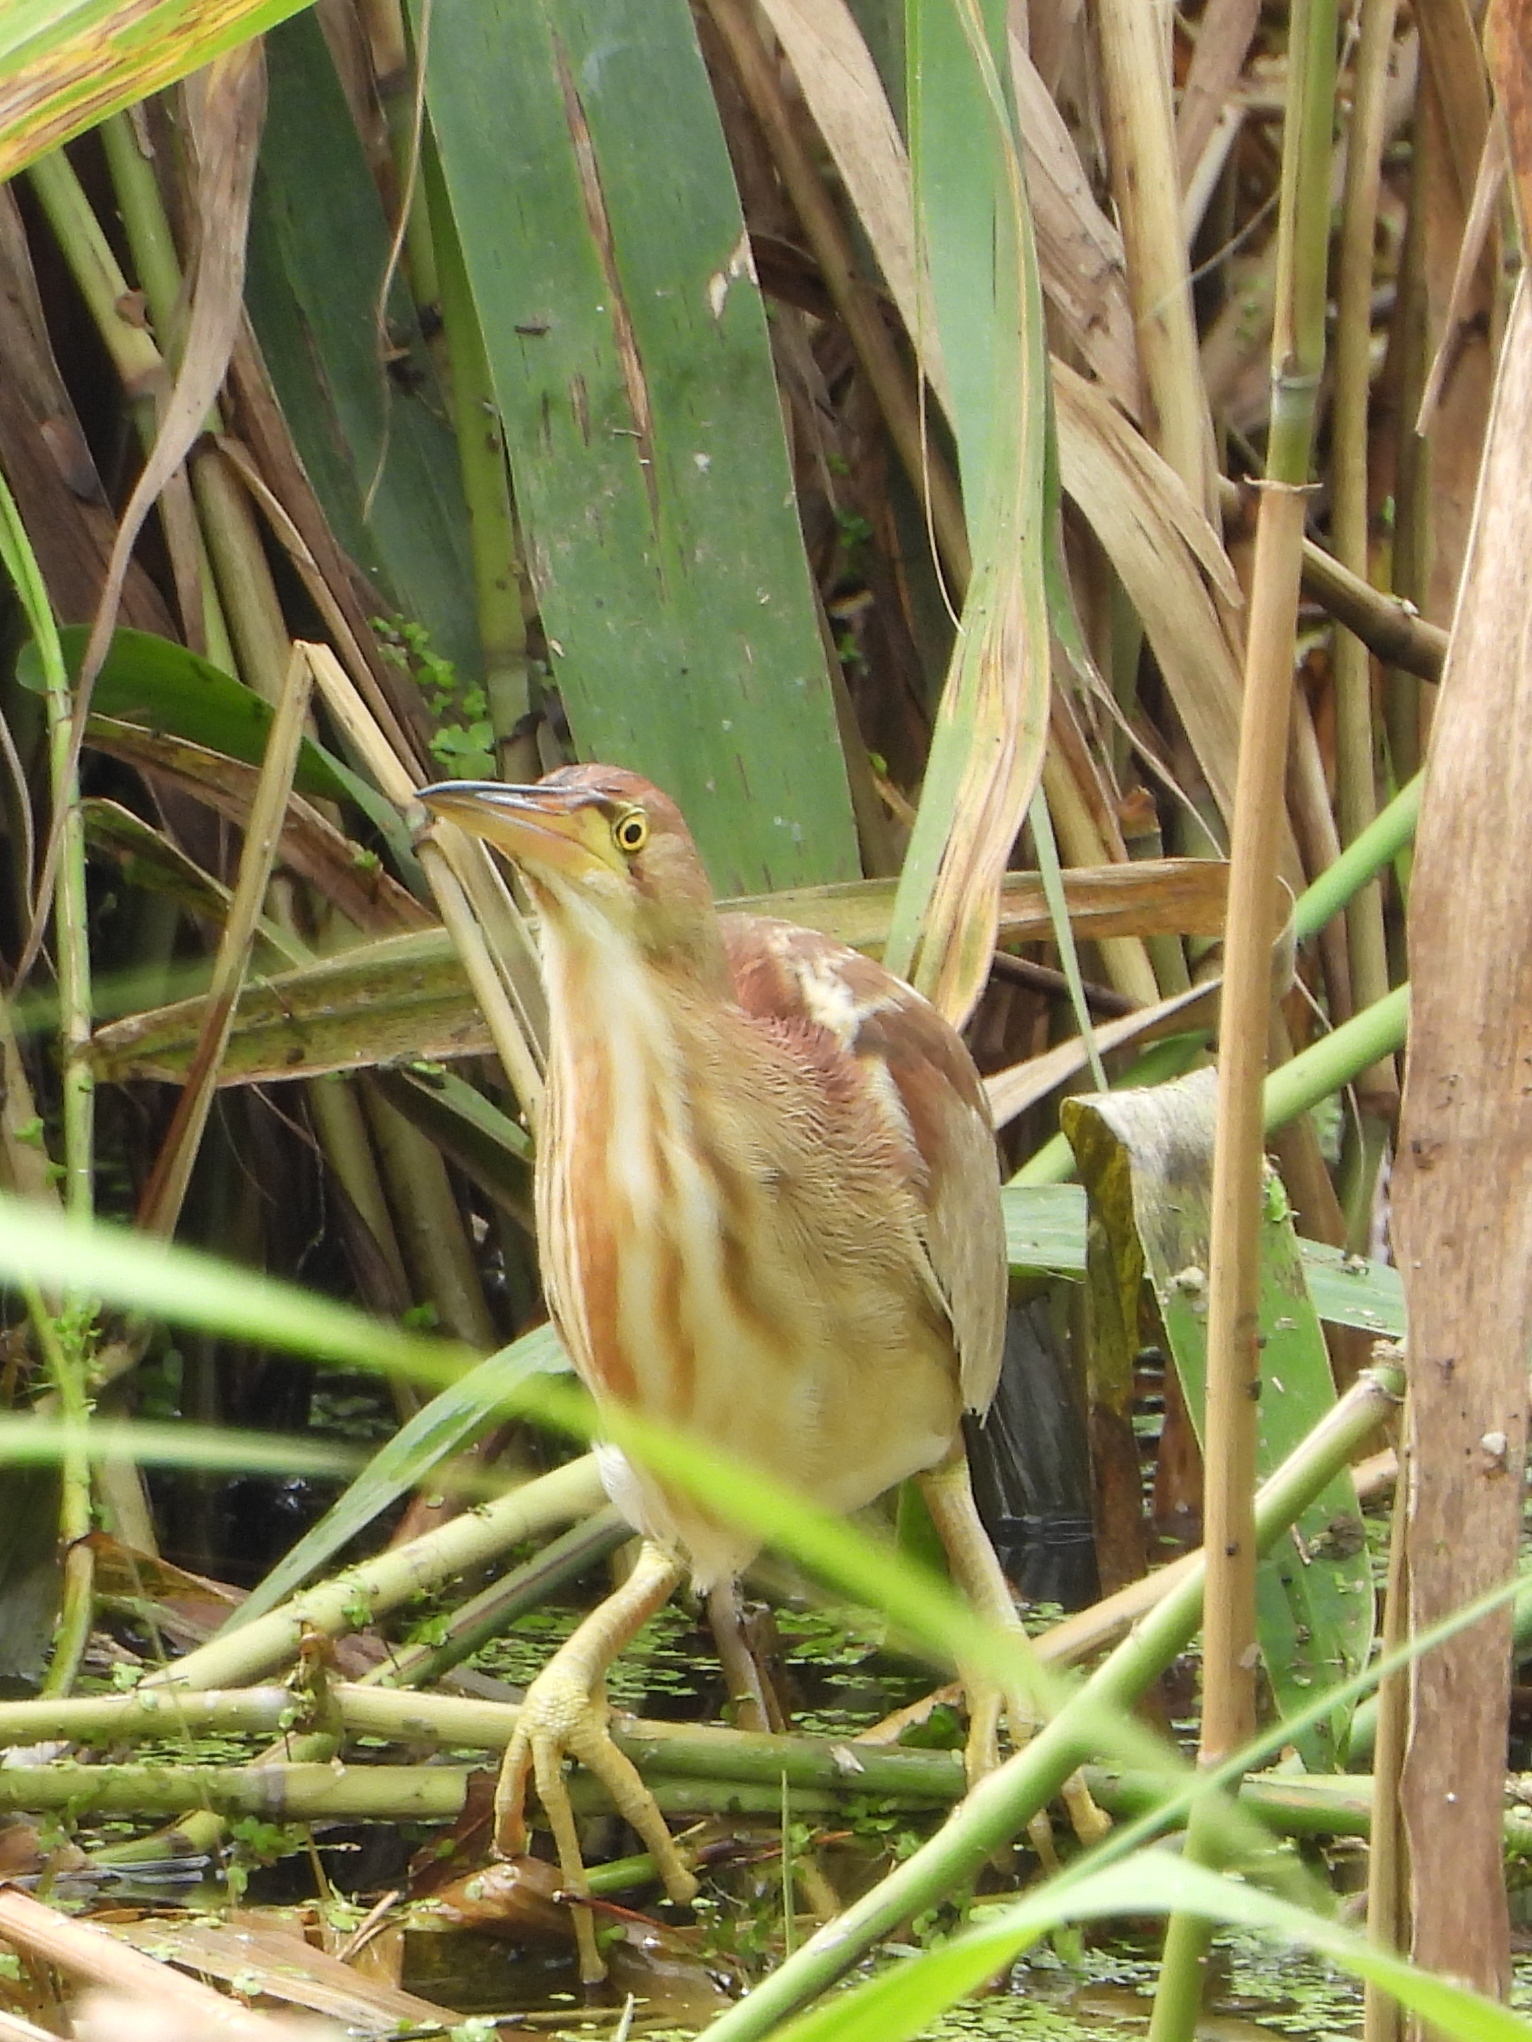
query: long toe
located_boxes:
[490,1547,693,1984]
[496,1656,696,1985]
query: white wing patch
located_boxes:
[777,941,896,1050]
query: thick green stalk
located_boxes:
[31,141,236,670]
[139,1455,604,1694]
[39,599,96,1691]
[26,1285,94,1699]
[361,1507,627,1686]
[701,1361,1400,2041]
[1292,773,1421,942]
[1261,985,1409,1130]
[1019,979,1408,1191]
[99,112,185,335]
[1018,768,1420,1190]
[1148,5,1337,2031]
[0,455,97,1691]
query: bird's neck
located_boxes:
[535,895,734,1095]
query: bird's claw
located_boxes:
[495,1658,698,1983]
[962,1676,1111,1866]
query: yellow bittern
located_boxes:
[419,766,1102,1977]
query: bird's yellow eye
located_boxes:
[612,809,649,855]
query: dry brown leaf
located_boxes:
[77,44,267,699]
[759,0,1139,418]
[1008,31,1140,416]
[103,1916,456,2037]
[86,718,433,936]
[1175,0,1262,184]
[1052,361,1299,879]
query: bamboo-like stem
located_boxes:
[25,150,161,398]
[27,1283,94,1699]
[1148,4,1336,2034]
[0,1673,1425,1834]
[139,1454,605,1694]
[39,609,97,1682]
[702,1359,1401,2042]
[1298,542,1448,680]
[1202,0,1335,1762]
[99,114,183,327]
[28,144,231,670]
[1330,0,1401,1112]
[8,1745,1509,1847]
[1094,0,1216,518]
[701,0,971,596]
[0,463,99,1681]
[8,1737,1528,1848]
[361,1079,497,1350]
[1292,772,1421,941]
[1260,984,1409,1128]
[1383,129,1429,790]
[0,1760,890,1824]
[361,1505,628,1687]
[4,490,93,1222]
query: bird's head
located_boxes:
[417,766,726,979]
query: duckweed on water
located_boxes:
[472,1602,702,1710]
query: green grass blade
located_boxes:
[774,1849,1532,2042]
[229,1325,569,1627]
[882,0,1051,1020]
[0,0,307,179]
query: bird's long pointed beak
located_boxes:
[415,779,614,877]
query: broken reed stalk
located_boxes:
[139,1453,604,1695]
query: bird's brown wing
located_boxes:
[721,913,1007,1416]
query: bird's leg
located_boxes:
[496,1540,694,1983]
[917,1455,1110,1858]
[706,1580,778,1733]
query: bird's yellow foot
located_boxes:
[962,1673,1112,1866]
[494,1543,694,1983]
